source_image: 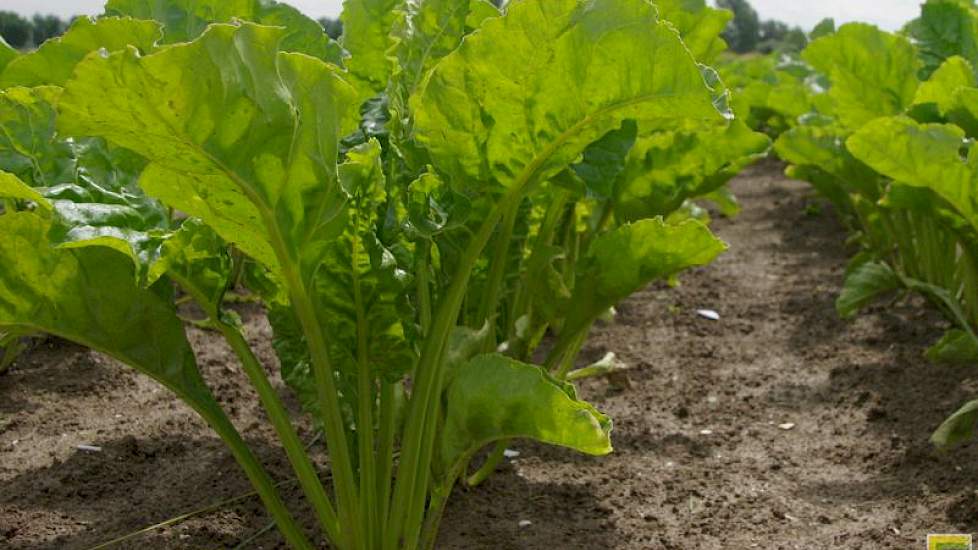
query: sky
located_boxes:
[5,0,922,31]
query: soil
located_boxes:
[4,162,978,550]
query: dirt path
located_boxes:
[3,163,978,549]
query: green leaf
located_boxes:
[0,170,50,208]
[147,219,232,314]
[908,0,978,80]
[933,398,978,449]
[59,22,359,279]
[438,353,612,474]
[412,0,722,190]
[655,0,732,62]
[614,120,770,221]
[0,36,17,74]
[0,86,169,272]
[775,125,880,200]
[802,23,919,128]
[835,261,901,318]
[104,0,342,61]
[0,212,218,416]
[340,0,402,94]
[0,17,162,88]
[927,328,978,364]
[847,116,978,230]
[914,56,977,114]
[571,120,638,199]
[563,218,726,337]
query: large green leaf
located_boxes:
[908,0,978,80]
[847,116,978,231]
[0,17,162,88]
[412,0,722,190]
[59,22,359,279]
[0,212,216,413]
[655,0,732,62]
[340,0,403,95]
[104,0,342,62]
[0,86,169,271]
[563,218,726,337]
[914,56,977,114]
[438,353,612,474]
[614,120,770,221]
[802,23,919,128]
[774,125,880,200]
[0,36,18,74]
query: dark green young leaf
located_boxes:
[908,0,978,80]
[835,261,901,318]
[933,398,978,449]
[926,328,978,364]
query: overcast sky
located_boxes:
[6,0,921,31]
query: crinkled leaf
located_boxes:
[775,125,881,200]
[914,56,977,114]
[927,328,978,364]
[908,0,978,80]
[59,23,359,281]
[104,0,343,61]
[835,261,901,318]
[340,0,402,94]
[0,86,169,272]
[571,120,638,199]
[614,120,770,221]
[655,0,732,62]
[147,219,232,314]
[802,23,919,128]
[0,212,219,416]
[438,353,612,474]
[413,0,722,189]
[847,117,978,231]
[933,398,978,449]
[563,218,726,337]
[0,17,162,88]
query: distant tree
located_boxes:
[718,0,760,53]
[318,17,343,40]
[810,18,836,40]
[31,14,68,46]
[0,11,32,49]
[757,19,808,54]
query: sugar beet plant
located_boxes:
[0,0,749,547]
[768,0,978,451]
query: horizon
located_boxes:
[5,0,920,32]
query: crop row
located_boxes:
[0,1,768,548]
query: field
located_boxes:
[3,0,978,549]
[3,164,976,549]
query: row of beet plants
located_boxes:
[0,0,767,548]
[768,0,978,448]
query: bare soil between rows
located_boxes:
[3,162,978,549]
